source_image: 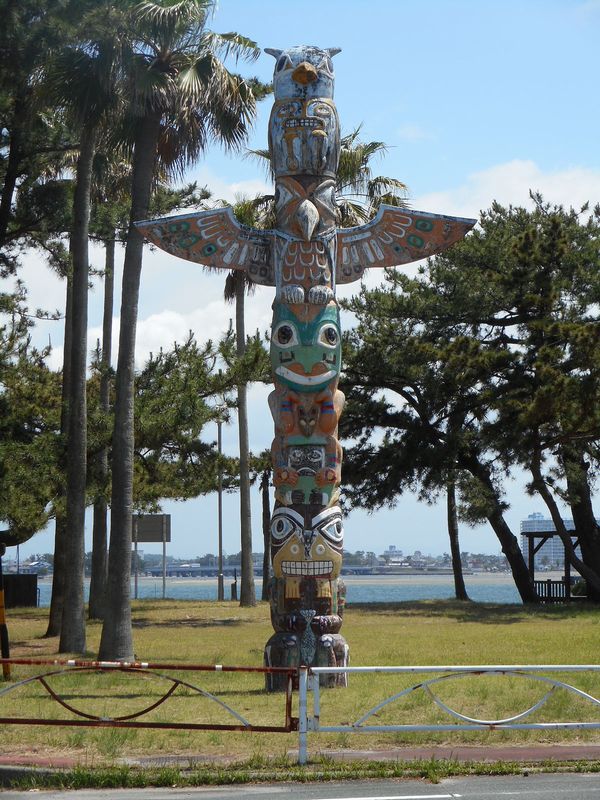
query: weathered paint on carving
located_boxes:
[135,45,476,691]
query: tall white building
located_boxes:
[520,512,582,569]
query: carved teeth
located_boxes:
[284,118,320,128]
[282,561,333,576]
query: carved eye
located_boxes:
[312,102,332,117]
[319,517,343,543]
[271,516,294,541]
[274,322,298,347]
[276,55,292,72]
[318,324,338,347]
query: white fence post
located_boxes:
[298,666,309,765]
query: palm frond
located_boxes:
[244,147,274,182]
[200,30,260,63]
[135,0,212,28]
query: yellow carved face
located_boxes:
[271,505,343,580]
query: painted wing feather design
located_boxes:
[336,205,476,284]
[135,207,275,286]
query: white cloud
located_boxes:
[413,160,600,220]
[126,291,273,370]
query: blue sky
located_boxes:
[12,0,600,561]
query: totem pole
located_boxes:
[136,45,475,690]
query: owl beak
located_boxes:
[292,62,318,85]
[294,198,319,241]
[302,529,316,558]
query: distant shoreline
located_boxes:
[37,571,565,587]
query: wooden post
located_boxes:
[564,541,571,600]
[133,515,139,601]
[528,536,535,579]
[217,416,224,602]
[0,546,10,680]
[162,515,166,600]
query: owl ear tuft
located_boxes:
[327,48,342,57]
[264,48,283,60]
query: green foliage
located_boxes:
[132,333,237,506]
[0,289,62,538]
[341,197,600,581]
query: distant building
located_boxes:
[520,513,583,569]
[20,559,52,575]
[382,545,403,561]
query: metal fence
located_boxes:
[0,658,297,734]
[2,659,600,765]
[298,664,600,764]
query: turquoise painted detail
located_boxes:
[168,221,189,233]
[415,219,434,232]
[179,234,201,248]
[270,304,341,393]
[407,234,424,248]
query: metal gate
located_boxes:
[298,664,600,764]
[0,658,297,733]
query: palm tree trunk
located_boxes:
[235,277,256,607]
[98,112,161,661]
[59,122,98,653]
[260,469,271,601]
[446,477,469,600]
[89,235,115,620]
[44,272,74,638]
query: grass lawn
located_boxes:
[2,598,600,765]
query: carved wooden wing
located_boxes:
[336,205,476,284]
[135,207,275,286]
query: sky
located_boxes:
[8,0,600,561]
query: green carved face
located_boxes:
[270,304,341,392]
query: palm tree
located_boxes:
[42,6,123,652]
[98,0,259,660]
[222,197,273,608]
[87,153,126,621]
[336,127,408,223]
[223,268,256,606]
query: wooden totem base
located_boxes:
[264,575,349,691]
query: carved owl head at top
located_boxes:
[265,45,341,100]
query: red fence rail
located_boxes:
[0,658,297,733]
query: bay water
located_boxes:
[36,573,522,606]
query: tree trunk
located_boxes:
[98,112,161,661]
[236,277,256,607]
[447,478,469,600]
[459,452,539,603]
[561,443,600,601]
[45,272,74,637]
[530,456,600,594]
[0,94,26,246]
[88,235,115,620]
[260,469,271,601]
[59,123,97,654]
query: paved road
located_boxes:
[3,774,600,799]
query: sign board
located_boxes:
[132,514,171,543]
